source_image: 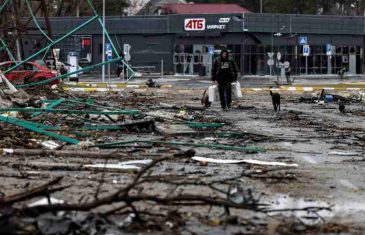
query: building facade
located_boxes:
[22,13,365,76]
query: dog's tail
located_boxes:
[270,90,273,96]
[202,89,207,105]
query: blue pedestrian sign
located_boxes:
[303,45,310,56]
[299,36,307,45]
[208,47,214,55]
[326,44,332,56]
[105,43,112,61]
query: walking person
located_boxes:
[212,49,239,110]
[285,66,291,84]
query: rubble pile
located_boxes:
[0,83,363,234]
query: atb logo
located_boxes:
[184,18,206,31]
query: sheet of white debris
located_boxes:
[192,156,298,167]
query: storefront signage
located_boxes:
[219,17,230,23]
[299,36,307,45]
[105,43,112,61]
[184,18,206,31]
[303,45,310,56]
[206,25,226,30]
[326,44,332,56]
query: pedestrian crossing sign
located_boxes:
[299,36,307,45]
[303,45,310,56]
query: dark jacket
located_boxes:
[212,56,239,83]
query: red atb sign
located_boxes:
[184,18,206,31]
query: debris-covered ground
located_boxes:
[0,82,365,234]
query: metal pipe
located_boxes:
[0,0,10,13]
[24,0,53,42]
[3,15,99,75]
[102,0,105,82]
[85,0,135,80]
[0,108,140,115]
[260,0,263,13]
[0,115,80,144]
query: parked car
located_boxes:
[0,61,59,85]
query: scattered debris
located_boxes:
[191,156,298,167]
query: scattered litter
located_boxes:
[329,151,360,156]
[2,148,14,154]
[155,123,196,135]
[83,164,141,171]
[119,159,153,165]
[41,141,60,150]
[83,159,152,171]
[191,156,298,167]
[28,197,64,208]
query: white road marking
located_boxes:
[303,156,318,164]
[339,179,359,190]
[303,87,314,91]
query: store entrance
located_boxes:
[173,44,214,76]
[173,44,242,77]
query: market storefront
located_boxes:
[21,13,365,76]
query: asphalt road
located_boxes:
[71,73,365,90]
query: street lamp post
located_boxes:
[260,0,263,13]
[102,0,105,82]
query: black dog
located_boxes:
[270,90,281,112]
[201,89,211,107]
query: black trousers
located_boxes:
[218,81,232,108]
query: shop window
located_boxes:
[349,47,356,54]
[356,46,361,55]
[335,46,342,54]
[243,45,250,53]
[258,45,264,54]
[251,45,257,54]
[343,46,349,54]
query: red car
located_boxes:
[0,61,59,85]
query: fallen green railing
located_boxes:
[0,115,80,144]
[93,140,266,153]
[31,98,65,118]
[0,108,140,115]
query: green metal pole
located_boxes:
[41,46,51,61]
[85,0,135,79]
[30,98,65,118]
[0,0,10,12]
[24,0,53,42]
[0,108,140,115]
[0,115,80,144]
[3,15,99,75]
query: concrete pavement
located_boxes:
[63,74,365,92]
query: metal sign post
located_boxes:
[326,44,332,74]
[267,52,274,76]
[124,44,131,80]
[303,45,310,75]
[106,43,112,81]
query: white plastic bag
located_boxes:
[208,85,218,102]
[231,81,242,98]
